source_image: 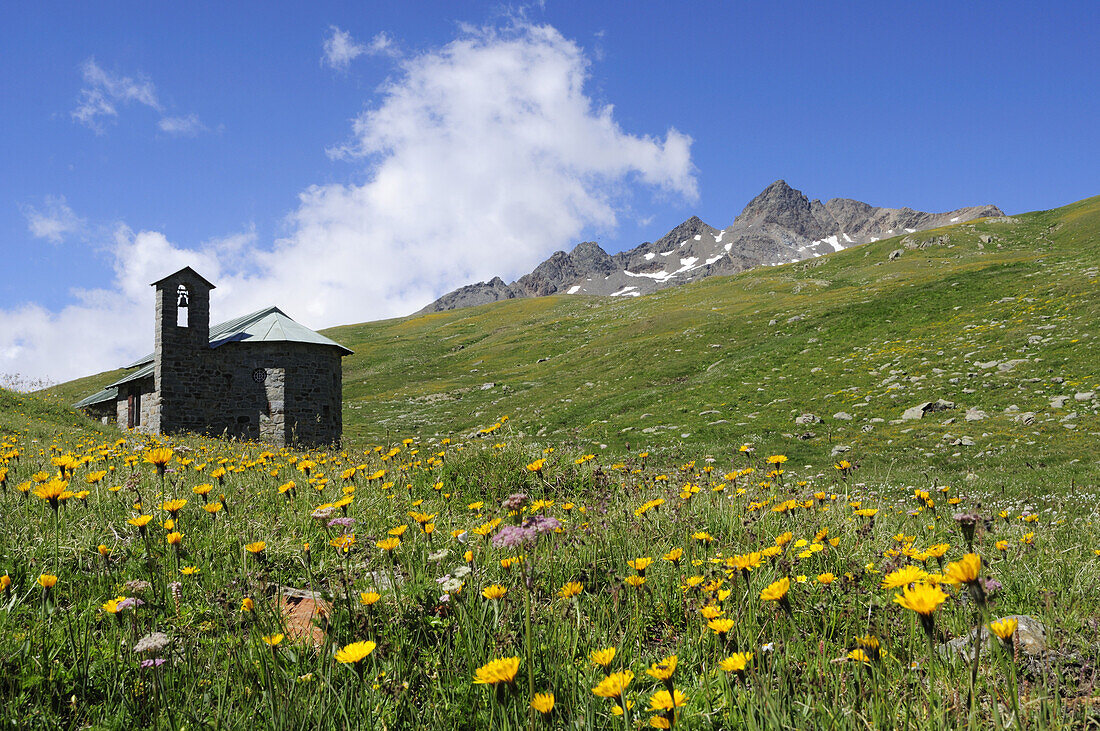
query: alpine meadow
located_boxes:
[2,194,1098,728]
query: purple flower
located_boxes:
[140,658,167,669]
[492,524,536,549]
[328,517,356,529]
[523,515,561,536]
[981,577,1003,598]
[117,597,145,611]
[501,493,528,511]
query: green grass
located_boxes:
[0,413,1097,728]
[6,193,1098,727]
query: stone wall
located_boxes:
[113,379,157,434]
[154,340,342,447]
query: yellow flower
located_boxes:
[766,455,787,465]
[335,640,377,665]
[760,577,790,602]
[627,557,653,572]
[719,652,753,673]
[388,525,409,537]
[624,575,647,588]
[161,498,187,514]
[98,544,111,557]
[262,633,285,647]
[730,552,763,572]
[481,584,507,600]
[530,692,555,714]
[33,479,68,509]
[848,649,872,664]
[590,647,616,667]
[101,596,126,614]
[692,531,714,543]
[893,583,949,616]
[143,447,174,470]
[203,502,222,514]
[700,604,724,620]
[649,688,687,711]
[592,670,634,698]
[662,548,683,563]
[376,537,401,551]
[128,514,153,529]
[37,573,58,589]
[526,458,546,473]
[180,566,200,575]
[0,575,10,592]
[241,597,254,612]
[817,573,836,585]
[943,553,981,585]
[192,483,213,496]
[166,532,183,546]
[650,716,671,729]
[880,565,929,589]
[360,591,381,606]
[557,581,583,599]
[473,656,520,685]
[989,618,1018,640]
[708,617,735,636]
[645,655,677,681]
[245,541,266,554]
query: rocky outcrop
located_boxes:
[418,181,1003,314]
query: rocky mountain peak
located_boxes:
[417,181,1002,314]
[734,179,831,240]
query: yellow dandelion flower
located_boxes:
[590,647,616,668]
[481,584,508,600]
[760,577,790,602]
[645,655,677,681]
[592,670,634,699]
[473,656,520,685]
[335,640,377,665]
[989,618,1018,640]
[719,652,753,673]
[558,581,583,599]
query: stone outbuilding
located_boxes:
[75,267,352,446]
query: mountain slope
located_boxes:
[419,180,1002,313]
[321,194,1099,486]
[42,194,1099,494]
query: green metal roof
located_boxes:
[124,305,353,368]
[108,363,154,389]
[74,386,118,409]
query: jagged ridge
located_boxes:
[418,181,1002,313]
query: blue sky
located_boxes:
[1,1,1097,385]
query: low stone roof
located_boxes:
[73,386,118,409]
[108,363,155,389]
[124,305,353,368]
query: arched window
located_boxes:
[176,284,189,327]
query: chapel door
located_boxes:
[127,393,136,429]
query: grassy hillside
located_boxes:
[5,194,1099,728]
[45,196,1099,492]
[321,196,1100,485]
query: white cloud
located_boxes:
[73,58,161,132]
[22,195,85,244]
[72,57,206,136]
[158,113,207,137]
[5,22,695,386]
[323,26,399,69]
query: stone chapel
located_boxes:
[75,267,352,446]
